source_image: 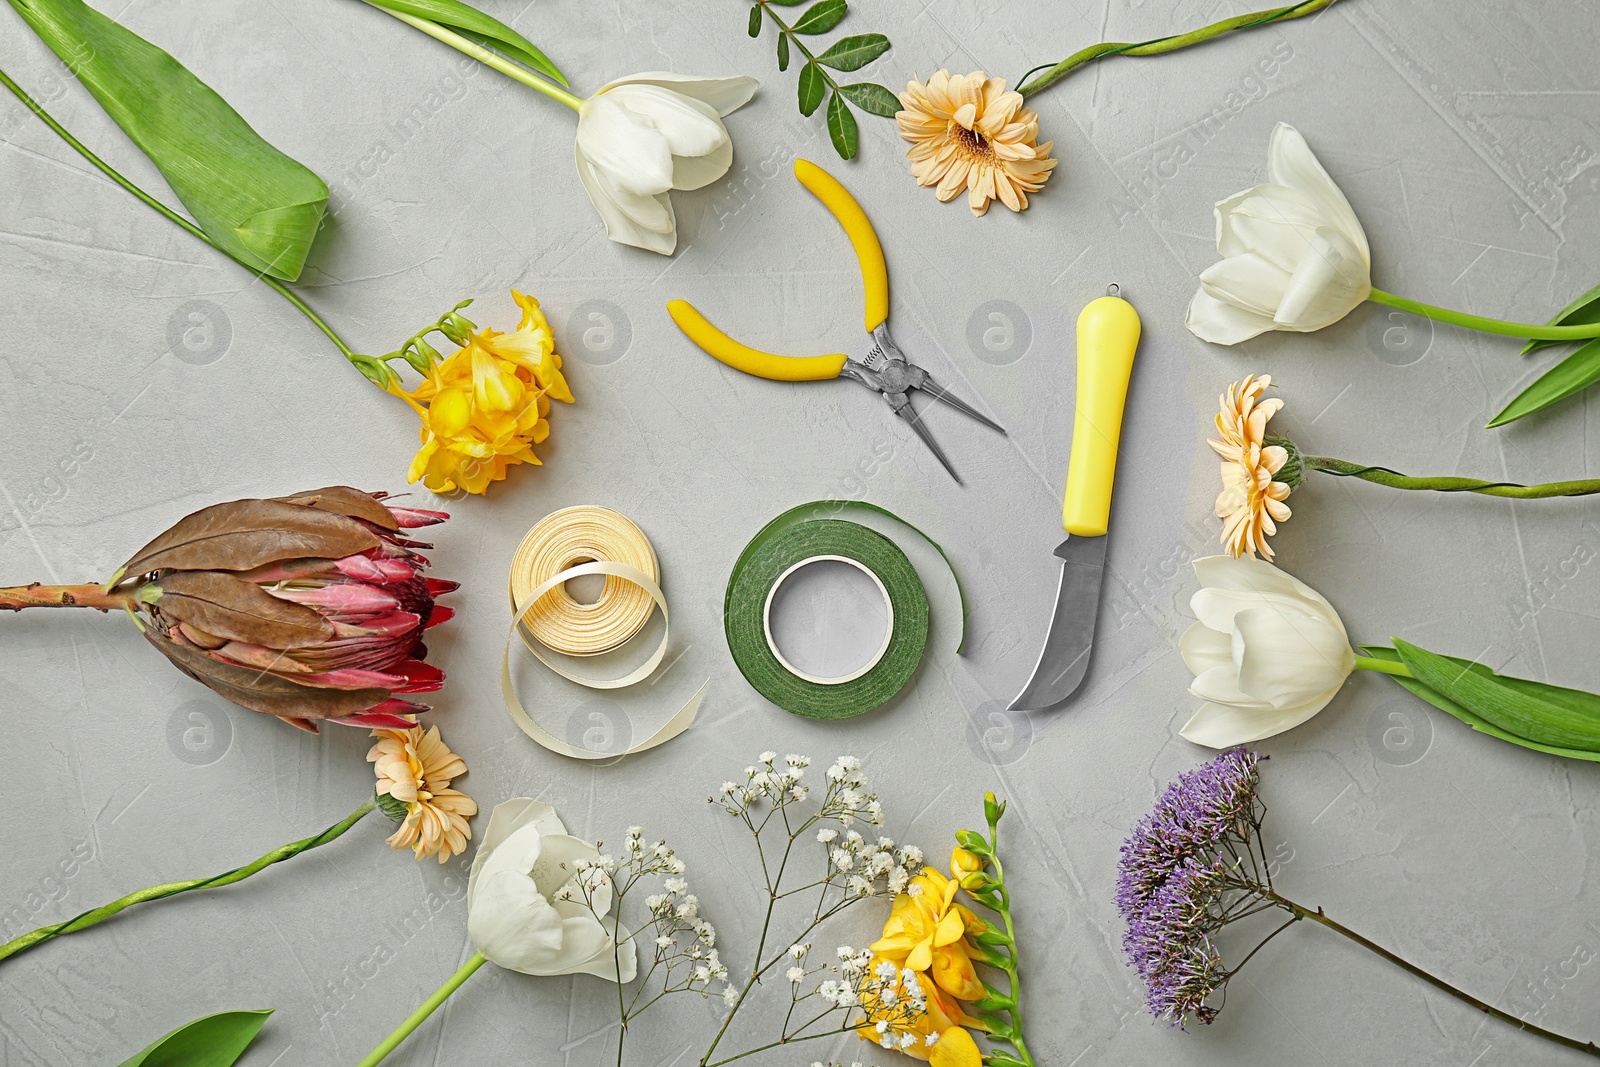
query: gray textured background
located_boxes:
[4,1,1600,1064]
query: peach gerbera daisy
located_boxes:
[1208,375,1292,560]
[368,724,477,863]
[896,70,1057,216]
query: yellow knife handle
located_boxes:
[1062,295,1142,536]
[666,299,848,382]
[794,158,889,333]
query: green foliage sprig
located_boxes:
[957,793,1037,1067]
[1490,284,1600,426]
[745,0,899,159]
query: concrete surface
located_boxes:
[3,1,1600,1065]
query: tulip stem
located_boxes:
[363,4,583,111]
[0,798,376,966]
[1369,288,1600,341]
[1352,656,1412,678]
[0,66,366,368]
[0,583,137,612]
[1303,456,1600,499]
[355,951,488,1067]
[1262,890,1600,1059]
[1015,0,1341,97]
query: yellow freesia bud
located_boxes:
[951,846,985,877]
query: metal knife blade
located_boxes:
[1007,534,1108,710]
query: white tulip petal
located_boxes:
[1179,621,1232,676]
[576,96,674,196]
[673,136,735,191]
[1191,555,1345,634]
[1273,227,1370,330]
[1231,606,1355,706]
[1266,122,1370,263]
[604,84,727,162]
[1180,690,1339,748]
[568,920,639,982]
[574,151,677,255]
[1220,188,1327,272]
[468,867,566,969]
[593,72,759,117]
[469,823,545,911]
[469,799,565,906]
[1192,587,1312,635]
[1199,253,1292,318]
[1189,664,1272,709]
[530,832,602,900]
[1185,288,1276,345]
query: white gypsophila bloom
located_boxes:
[831,849,854,871]
[787,966,806,984]
[722,985,739,1006]
[790,943,809,959]
[655,935,672,948]
[663,877,687,894]
[845,830,864,847]
[720,781,738,795]
[818,828,838,844]
[875,960,897,980]
[846,875,873,896]
[907,884,924,897]
[786,754,810,767]
[887,867,909,894]
[759,750,777,763]
[668,857,686,874]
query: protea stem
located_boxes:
[1304,456,1600,499]
[0,798,375,966]
[356,951,489,1067]
[1016,0,1340,97]
[0,584,136,612]
[1262,890,1600,1059]
[1369,289,1600,341]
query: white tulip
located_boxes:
[574,73,759,256]
[1186,123,1372,345]
[467,798,637,981]
[1179,555,1355,747]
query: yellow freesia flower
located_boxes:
[389,290,574,495]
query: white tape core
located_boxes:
[762,554,895,686]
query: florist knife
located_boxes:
[1009,286,1141,711]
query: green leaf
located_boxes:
[766,0,807,5]
[814,32,889,71]
[826,91,859,159]
[359,0,567,86]
[8,0,328,280]
[1486,338,1600,427]
[792,0,848,34]
[838,81,900,116]
[116,1009,273,1067]
[1362,647,1600,762]
[747,4,762,36]
[1391,640,1600,753]
[1520,281,1600,355]
[777,31,790,71]
[797,60,827,116]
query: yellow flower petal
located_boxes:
[928,1026,982,1067]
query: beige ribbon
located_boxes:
[501,506,704,759]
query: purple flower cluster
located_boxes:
[1116,749,1263,1026]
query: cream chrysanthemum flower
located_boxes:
[368,724,477,863]
[1208,375,1292,560]
[896,70,1056,216]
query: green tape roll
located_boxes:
[725,517,930,719]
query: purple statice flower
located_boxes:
[1117,749,1264,1027]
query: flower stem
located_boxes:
[1369,288,1600,341]
[1304,456,1600,499]
[363,3,583,111]
[1351,656,1412,678]
[0,583,136,612]
[1015,0,1340,97]
[0,798,375,966]
[356,951,489,1067]
[0,65,365,366]
[1264,890,1600,1059]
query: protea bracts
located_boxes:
[0,486,455,732]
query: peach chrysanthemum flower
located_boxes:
[896,70,1057,216]
[1208,375,1292,560]
[368,724,477,863]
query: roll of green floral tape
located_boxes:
[725,517,929,719]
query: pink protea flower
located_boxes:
[0,486,456,733]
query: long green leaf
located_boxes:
[359,0,566,85]
[117,1009,272,1067]
[8,0,327,281]
[797,60,827,116]
[1362,646,1600,762]
[826,90,859,159]
[1487,338,1600,426]
[814,33,890,71]
[1392,639,1600,752]
[747,4,762,36]
[1520,281,1600,355]
[792,0,848,34]
[838,82,900,116]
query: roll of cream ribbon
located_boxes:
[501,506,705,759]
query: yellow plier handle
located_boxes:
[666,300,849,382]
[794,158,889,332]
